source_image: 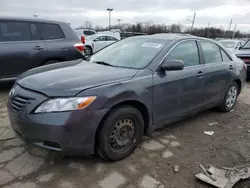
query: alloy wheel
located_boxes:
[226,86,238,109]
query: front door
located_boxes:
[93,36,108,53]
[153,40,205,127]
[198,40,234,107]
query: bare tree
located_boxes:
[80,21,93,29]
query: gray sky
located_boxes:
[1,0,250,32]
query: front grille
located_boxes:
[9,95,34,112]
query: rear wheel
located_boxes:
[219,82,239,112]
[85,46,92,56]
[97,106,144,161]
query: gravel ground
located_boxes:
[0,82,250,188]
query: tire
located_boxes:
[43,60,59,66]
[219,82,239,112]
[96,105,144,161]
[85,46,92,56]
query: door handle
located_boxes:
[229,65,234,70]
[197,71,204,77]
[33,46,44,50]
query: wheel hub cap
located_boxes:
[109,118,135,151]
[226,86,237,108]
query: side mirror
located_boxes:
[161,60,184,71]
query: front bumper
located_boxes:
[8,84,108,156]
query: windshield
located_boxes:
[242,40,250,49]
[87,38,168,69]
[219,41,236,48]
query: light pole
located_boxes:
[232,24,237,39]
[117,19,121,30]
[186,12,196,33]
[107,8,113,30]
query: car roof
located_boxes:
[0,16,67,25]
[219,39,242,43]
[130,33,203,41]
[91,33,119,38]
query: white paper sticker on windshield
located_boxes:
[142,43,162,48]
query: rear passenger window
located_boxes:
[167,40,200,67]
[0,21,31,42]
[30,23,42,40]
[200,41,222,64]
[220,49,232,61]
[38,23,64,40]
[106,36,118,41]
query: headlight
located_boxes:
[34,96,96,113]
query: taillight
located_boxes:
[243,63,247,71]
[74,43,84,52]
[81,36,85,44]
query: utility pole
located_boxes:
[107,8,113,30]
[117,19,121,25]
[207,22,210,38]
[228,19,232,31]
[191,12,196,32]
[117,19,121,30]
[232,24,237,39]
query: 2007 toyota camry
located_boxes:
[8,34,247,161]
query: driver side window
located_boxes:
[167,40,200,67]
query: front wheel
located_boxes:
[96,106,144,161]
[219,82,239,112]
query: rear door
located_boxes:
[198,40,235,107]
[0,20,47,80]
[37,23,67,61]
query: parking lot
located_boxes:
[0,82,250,188]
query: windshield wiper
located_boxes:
[93,61,116,67]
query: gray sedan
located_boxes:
[8,34,247,161]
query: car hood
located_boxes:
[235,48,250,57]
[17,60,138,97]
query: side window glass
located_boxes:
[236,42,241,48]
[95,36,106,41]
[200,41,222,64]
[38,23,64,40]
[0,21,31,42]
[220,49,232,61]
[167,40,200,67]
[30,23,42,40]
[107,36,117,41]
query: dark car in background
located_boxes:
[8,34,246,161]
[235,39,250,79]
[0,17,84,82]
